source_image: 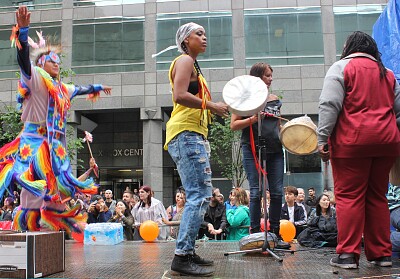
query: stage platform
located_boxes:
[46,240,400,279]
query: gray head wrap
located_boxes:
[151,22,204,58]
[175,22,204,53]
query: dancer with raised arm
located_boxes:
[0,6,111,233]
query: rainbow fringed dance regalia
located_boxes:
[0,65,102,233]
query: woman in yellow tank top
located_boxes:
[165,22,228,277]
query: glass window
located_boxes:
[157,0,191,2]
[73,0,144,7]
[334,5,386,58]
[156,12,233,70]
[0,0,62,11]
[0,22,61,79]
[72,18,145,74]
[244,7,324,66]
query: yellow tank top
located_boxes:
[164,55,211,150]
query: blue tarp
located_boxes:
[373,0,400,82]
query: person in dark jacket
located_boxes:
[108,200,134,241]
[199,188,227,240]
[297,194,337,248]
[87,195,112,224]
[0,197,15,221]
[280,186,306,237]
[296,187,312,217]
[306,187,317,207]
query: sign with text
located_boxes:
[112,148,143,157]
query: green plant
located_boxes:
[208,116,246,187]
[0,103,23,147]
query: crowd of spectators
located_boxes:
[0,184,341,246]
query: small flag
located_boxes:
[83,131,93,143]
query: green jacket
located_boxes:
[226,205,250,240]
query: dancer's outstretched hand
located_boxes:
[16,6,31,28]
[102,86,112,95]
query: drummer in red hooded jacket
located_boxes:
[317,31,400,269]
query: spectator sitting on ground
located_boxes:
[226,187,250,240]
[132,185,169,240]
[324,190,336,208]
[306,187,317,207]
[87,195,112,224]
[131,194,140,208]
[0,197,15,221]
[108,200,134,241]
[104,189,116,215]
[73,194,86,212]
[13,191,20,206]
[199,188,228,240]
[216,193,224,204]
[281,186,307,237]
[122,190,134,211]
[82,194,92,212]
[297,193,337,247]
[296,187,311,217]
[386,182,400,251]
[164,188,186,239]
[225,189,238,211]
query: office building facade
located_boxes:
[0,0,388,202]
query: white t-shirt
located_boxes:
[288,206,295,223]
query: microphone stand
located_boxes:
[224,111,292,261]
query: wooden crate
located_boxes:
[0,231,65,278]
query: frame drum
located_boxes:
[222,75,269,117]
[239,232,277,250]
[280,115,318,155]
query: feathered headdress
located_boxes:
[10,26,62,64]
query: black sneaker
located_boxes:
[191,253,214,266]
[369,256,392,267]
[275,239,291,249]
[330,254,358,269]
[171,255,214,277]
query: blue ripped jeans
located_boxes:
[168,131,212,255]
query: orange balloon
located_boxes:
[279,220,296,242]
[139,220,159,242]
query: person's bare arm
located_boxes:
[172,56,229,118]
[230,113,258,131]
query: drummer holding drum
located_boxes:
[230,62,290,249]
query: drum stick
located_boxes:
[261,112,289,122]
[86,141,94,158]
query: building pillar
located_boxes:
[141,108,163,200]
[321,0,337,67]
[232,0,246,75]
[141,0,164,200]
[61,0,73,70]
[320,0,335,190]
